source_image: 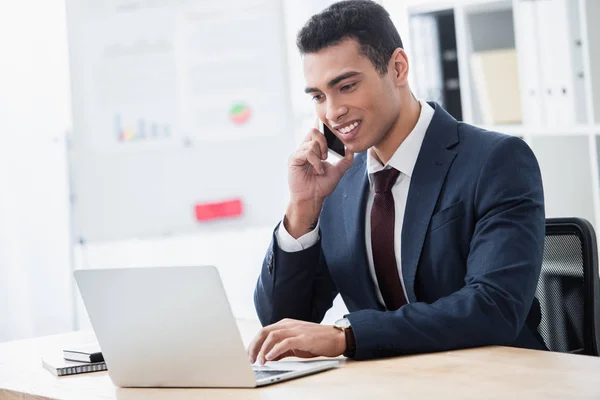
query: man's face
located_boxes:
[303,38,401,154]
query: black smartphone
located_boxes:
[320,121,345,158]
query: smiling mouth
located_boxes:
[335,120,361,140]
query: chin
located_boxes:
[345,141,371,154]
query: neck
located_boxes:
[372,93,421,165]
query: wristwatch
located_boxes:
[334,317,356,358]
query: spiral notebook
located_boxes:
[42,355,107,377]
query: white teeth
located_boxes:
[340,122,359,134]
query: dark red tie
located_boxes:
[371,168,407,311]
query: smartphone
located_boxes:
[319,121,346,158]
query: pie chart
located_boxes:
[230,103,251,125]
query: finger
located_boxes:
[335,150,354,175]
[299,140,323,160]
[309,128,329,160]
[269,350,295,361]
[248,319,300,363]
[257,329,293,365]
[308,140,324,161]
[302,126,330,161]
[291,140,323,168]
[289,146,311,168]
[247,326,273,364]
[294,143,324,174]
[265,337,300,362]
[305,151,324,175]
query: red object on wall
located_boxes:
[194,199,243,222]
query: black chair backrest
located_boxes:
[535,218,600,355]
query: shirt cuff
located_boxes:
[275,218,320,252]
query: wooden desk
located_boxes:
[1,320,600,399]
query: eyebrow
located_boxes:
[304,71,362,94]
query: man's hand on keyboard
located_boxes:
[247,319,345,365]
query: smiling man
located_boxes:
[249,0,546,364]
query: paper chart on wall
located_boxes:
[79,6,182,152]
[78,0,286,152]
[174,0,287,142]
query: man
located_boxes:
[249,0,545,364]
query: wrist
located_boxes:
[343,327,356,358]
[334,328,347,356]
[334,317,356,358]
[284,200,323,238]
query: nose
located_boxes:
[325,99,348,124]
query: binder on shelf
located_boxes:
[470,48,522,125]
[532,0,586,125]
[437,12,462,121]
[409,14,444,105]
[513,0,544,125]
[408,11,462,120]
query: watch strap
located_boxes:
[343,326,356,358]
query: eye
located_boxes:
[341,82,357,91]
[312,93,324,102]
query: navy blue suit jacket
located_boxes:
[255,103,546,360]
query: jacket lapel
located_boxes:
[401,103,459,303]
[341,153,383,310]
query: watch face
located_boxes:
[335,318,351,329]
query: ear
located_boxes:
[389,48,409,86]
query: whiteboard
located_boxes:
[65,0,295,242]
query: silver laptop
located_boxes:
[74,266,339,387]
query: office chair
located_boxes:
[535,218,600,356]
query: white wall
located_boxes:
[0,0,73,341]
[74,0,350,330]
[2,0,427,341]
[0,0,351,340]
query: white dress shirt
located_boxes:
[276,100,435,306]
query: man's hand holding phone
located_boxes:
[284,123,354,239]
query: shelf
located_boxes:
[478,124,600,137]
[403,0,600,230]
[461,0,511,14]
[406,0,510,15]
[406,0,454,14]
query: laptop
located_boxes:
[74,266,339,387]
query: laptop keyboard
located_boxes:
[253,369,291,380]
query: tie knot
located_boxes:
[373,168,400,193]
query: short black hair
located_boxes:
[296,0,403,75]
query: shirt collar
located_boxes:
[367,100,435,181]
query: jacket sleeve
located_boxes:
[346,136,545,360]
[254,222,339,326]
